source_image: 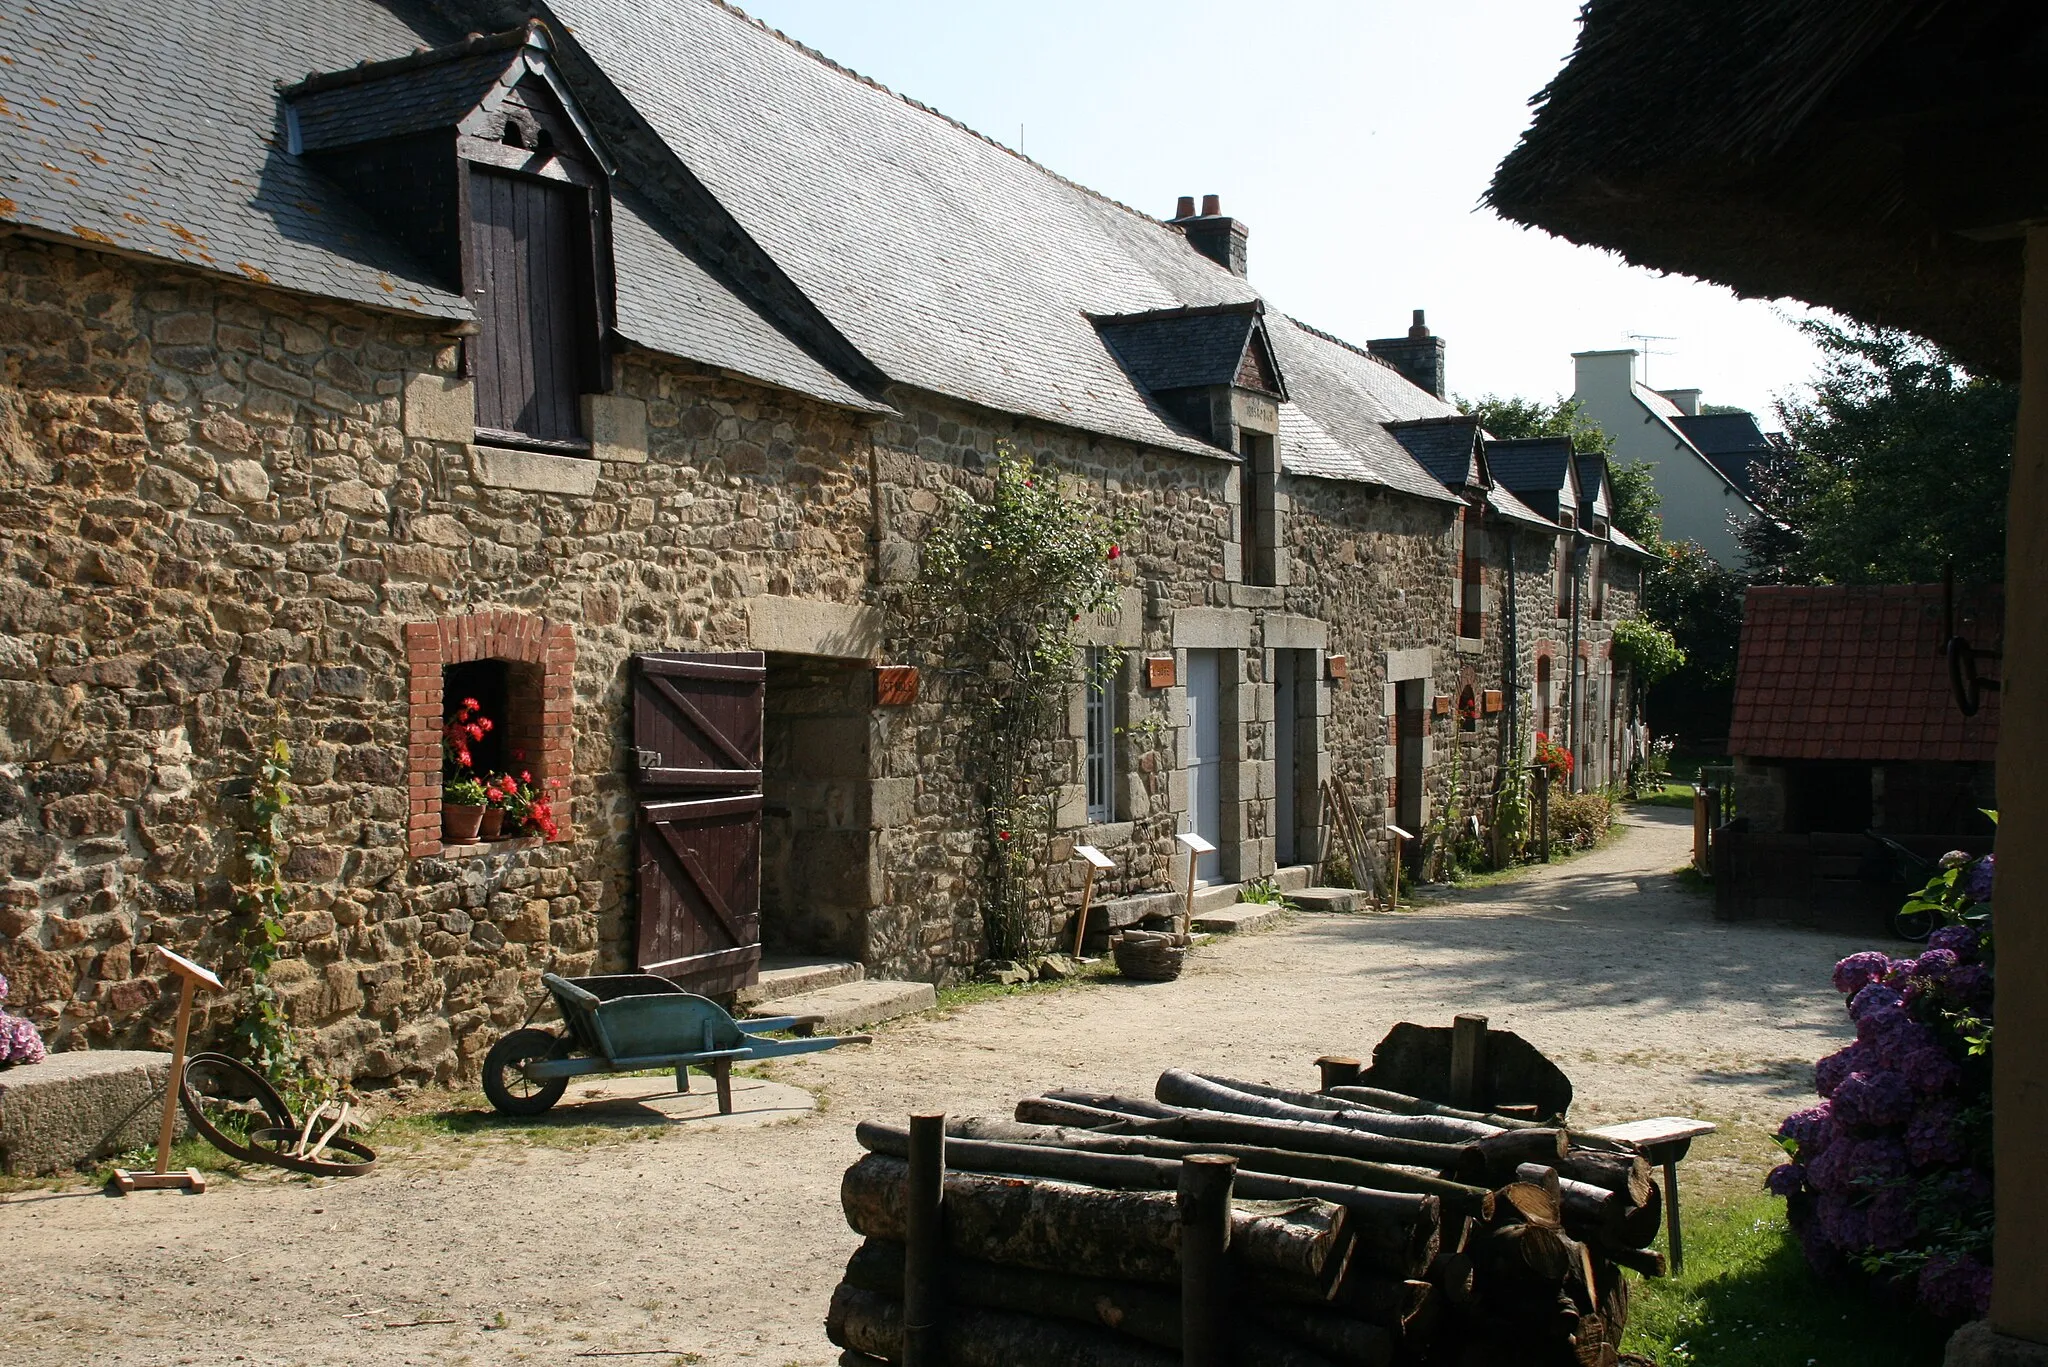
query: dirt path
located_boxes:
[1,807,1883,1366]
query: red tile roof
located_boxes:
[1728,585,2000,763]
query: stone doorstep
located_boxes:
[736,956,865,1008]
[1272,865,1315,892]
[1191,904,1282,935]
[1192,881,1243,916]
[1290,886,1369,914]
[744,979,936,1035]
[0,1049,181,1176]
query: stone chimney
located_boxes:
[1658,387,1702,415]
[1169,193,1249,276]
[1368,310,1447,399]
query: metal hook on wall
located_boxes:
[1944,561,2000,717]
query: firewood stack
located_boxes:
[824,1027,1664,1367]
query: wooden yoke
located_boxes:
[113,947,224,1194]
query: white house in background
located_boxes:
[1571,349,1768,566]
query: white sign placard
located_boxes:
[1074,844,1116,871]
[1175,831,1218,855]
[1386,824,1415,841]
[156,945,224,991]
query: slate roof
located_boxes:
[1486,437,1576,500]
[1387,416,1483,488]
[1094,304,1269,396]
[1485,484,1559,532]
[0,0,468,319]
[284,38,527,154]
[1730,586,2000,763]
[1673,412,1772,494]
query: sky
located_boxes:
[729,0,1830,423]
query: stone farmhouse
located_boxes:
[0,0,1648,1082]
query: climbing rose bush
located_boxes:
[1767,854,1994,1319]
[0,971,47,1067]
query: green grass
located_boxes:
[1623,1196,1954,1367]
[929,957,1120,1014]
[1673,864,1713,894]
[1415,821,1628,895]
[1633,783,1699,809]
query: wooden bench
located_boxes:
[1584,1116,1717,1274]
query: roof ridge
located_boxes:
[703,0,1202,252]
[1092,300,1263,325]
[1282,313,1411,378]
[280,22,533,95]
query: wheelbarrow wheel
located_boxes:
[482,1029,570,1116]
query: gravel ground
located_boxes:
[1,806,1883,1366]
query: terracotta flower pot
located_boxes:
[443,804,485,844]
[478,809,505,841]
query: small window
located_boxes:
[1085,649,1116,824]
[1238,432,1276,587]
[1554,532,1573,619]
[1457,684,1479,734]
[444,657,545,789]
[1536,654,1553,737]
[1591,544,1608,620]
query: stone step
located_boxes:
[0,1049,178,1176]
[1192,881,1243,915]
[1191,903,1282,935]
[1272,865,1315,892]
[737,955,864,1007]
[1290,886,1369,913]
[745,978,935,1035]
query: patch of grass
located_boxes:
[1632,784,1698,809]
[1623,1195,1953,1367]
[1673,864,1713,894]
[1418,821,1628,896]
[929,958,1119,1015]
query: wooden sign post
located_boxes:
[113,947,223,1194]
[1386,824,1414,909]
[1174,832,1217,933]
[1071,844,1116,959]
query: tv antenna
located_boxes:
[1627,333,1676,386]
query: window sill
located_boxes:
[1456,637,1484,656]
[437,836,548,861]
[472,443,600,496]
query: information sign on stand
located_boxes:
[1174,832,1217,932]
[113,947,223,1194]
[1070,844,1117,958]
[1386,824,1415,909]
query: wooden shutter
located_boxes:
[468,167,589,448]
[635,793,762,994]
[631,652,765,791]
[630,651,765,993]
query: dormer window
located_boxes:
[282,22,616,455]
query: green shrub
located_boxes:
[1549,791,1614,848]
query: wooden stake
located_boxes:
[1315,1055,1363,1093]
[1449,1013,1488,1111]
[1178,1153,1236,1367]
[114,947,221,1195]
[903,1113,945,1367]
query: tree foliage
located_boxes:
[1610,616,1685,684]
[1456,393,1615,459]
[1642,540,1750,741]
[1608,460,1664,550]
[1740,320,2014,587]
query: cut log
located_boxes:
[1471,1219,1575,1282]
[1159,1071,1496,1148]
[1430,1250,1477,1305]
[947,1117,1497,1220]
[1598,1179,1662,1251]
[1191,1073,1504,1143]
[1326,1084,1546,1132]
[1601,1243,1667,1278]
[844,1239,1181,1351]
[1018,1097,1144,1129]
[1558,1150,1653,1206]
[842,1154,1348,1287]
[827,1283,1179,1367]
[1245,1300,1395,1367]
[1071,1086,1483,1177]
[1495,1180,1562,1228]
[1044,1089,1184,1120]
[1471,1129,1570,1185]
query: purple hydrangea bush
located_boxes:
[1767,854,1994,1319]
[0,970,47,1067]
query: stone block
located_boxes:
[869,777,916,829]
[403,372,475,443]
[473,445,600,496]
[1228,584,1284,609]
[0,1049,181,1175]
[1386,647,1433,682]
[1944,1322,2048,1367]
[1173,606,1253,648]
[1264,613,1328,651]
[744,595,883,661]
[582,393,648,463]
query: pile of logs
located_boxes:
[825,1064,1665,1366]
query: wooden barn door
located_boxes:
[631,652,765,994]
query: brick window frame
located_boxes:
[405,611,574,858]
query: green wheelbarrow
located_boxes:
[482,971,870,1117]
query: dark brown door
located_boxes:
[631,651,766,994]
[468,166,589,447]
[632,652,765,790]
[635,793,762,995]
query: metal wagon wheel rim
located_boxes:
[179,1051,297,1165]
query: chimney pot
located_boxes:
[1201,193,1221,217]
[1368,311,1448,399]
[1410,309,1431,339]
[1175,195,1196,219]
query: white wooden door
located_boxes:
[1186,650,1223,882]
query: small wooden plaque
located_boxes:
[1432,694,1452,716]
[1146,655,1176,689]
[1483,689,1503,714]
[1387,823,1415,841]
[1074,844,1117,871]
[156,945,224,991]
[1325,654,1348,681]
[875,665,920,707]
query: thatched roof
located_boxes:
[1488,0,2048,380]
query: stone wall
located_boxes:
[0,232,875,1081]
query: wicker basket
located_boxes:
[1111,929,1190,982]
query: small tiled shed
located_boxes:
[1715,585,1999,927]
